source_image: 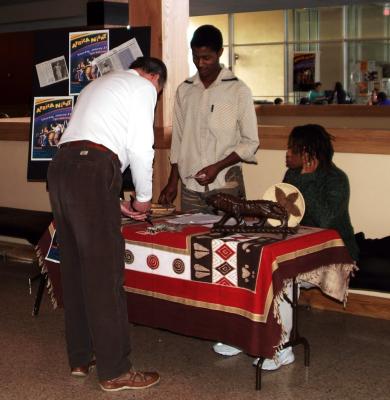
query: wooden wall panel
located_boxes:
[299,288,390,321]
[130,0,188,205]
[2,120,390,156]
[258,125,390,155]
[0,32,34,117]
[130,0,189,127]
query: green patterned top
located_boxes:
[283,163,359,260]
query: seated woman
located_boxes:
[283,124,359,261]
[214,124,359,369]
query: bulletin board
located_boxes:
[27,26,150,181]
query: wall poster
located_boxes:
[31,96,74,161]
[293,52,317,92]
[28,26,151,181]
[69,30,109,95]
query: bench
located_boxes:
[300,232,390,320]
[0,207,53,315]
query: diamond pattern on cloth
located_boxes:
[191,232,279,290]
[212,239,238,286]
[216,262,234,276]
[215,243,235,260]
[215,277,236,286]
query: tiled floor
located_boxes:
[1,258,389,400]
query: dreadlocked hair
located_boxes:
[288,124,335,168]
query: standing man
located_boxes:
[47,57,167,391]
[158,25,259,212]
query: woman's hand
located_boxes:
[301,153,319,174]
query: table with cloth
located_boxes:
[36,218,355,362]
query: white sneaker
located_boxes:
[253,347,295,370]
[213,342,242,356]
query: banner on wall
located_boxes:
[293,52,317,92]
[69,30,109,95]
[31,96,74,161]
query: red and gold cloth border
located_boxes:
[123,227,354,323]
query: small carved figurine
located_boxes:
[206,193,296,236]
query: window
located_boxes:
[189,3,390,103]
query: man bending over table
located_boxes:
[47,57,167,392]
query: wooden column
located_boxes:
[129,0,189,127]
[129,0,189,204]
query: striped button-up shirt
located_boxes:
[170,67,259,192]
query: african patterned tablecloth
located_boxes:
[37,220,356,358]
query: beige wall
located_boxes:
[235,44,284,99]
[243,149,390,239]
[234,10,284,43]
[0,141,51,211]
[258,115,390,130]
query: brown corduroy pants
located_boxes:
[47,145,131,381]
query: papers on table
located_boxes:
[166,213,222,226]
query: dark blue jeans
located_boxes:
[47,145,131,381]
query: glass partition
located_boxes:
[234,44,284,102]
[234,11,284,44]
[188,2,390,103]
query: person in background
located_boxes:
[367,89,379,105]
[283,124,359,261]
[158,24,259,213]
[308,82,327,104]
[47,57,167,392]
[331,81,347,104]
[299,97,310,105]
[274,97,284,105]
[376,91,390,106]
[205,124,359,369]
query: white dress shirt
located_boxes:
[60,69,157,202]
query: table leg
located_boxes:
[30,272,48,317]
[255,278,310,391]
[282,278,310,365]
[255,357,265,390]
